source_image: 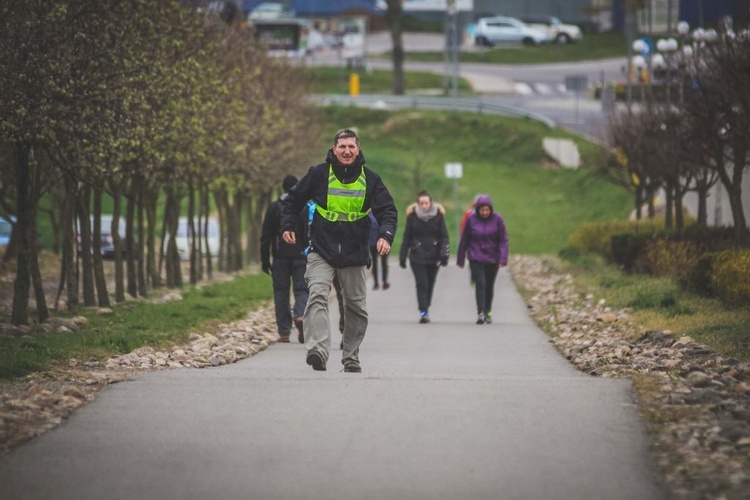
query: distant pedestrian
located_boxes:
[260,175,309,343]
[399,191,449,324]
[456,194,509,325]
[280,128,397,373]
[368,212,390,290]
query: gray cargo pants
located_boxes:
[303,253,367,369]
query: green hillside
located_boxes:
[316,106,630,254]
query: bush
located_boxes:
[641,239,700,277]
[711,249,750,305]
[567,219,664,261]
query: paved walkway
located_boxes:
[0,264,664,499]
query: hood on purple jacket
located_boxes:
[456,195,509,266]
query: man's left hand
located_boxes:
[376,238,390,255]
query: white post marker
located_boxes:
[445,162,463,237]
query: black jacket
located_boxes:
[280,149,398,268]
[399,203,450,266]
[260,192,308,268]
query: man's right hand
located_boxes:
[262,262,271,275]
[282,231,296,244]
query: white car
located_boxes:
[248,2,294,21]
[521,16,583,44]
[171,217,220,260]
[474,16,550,47]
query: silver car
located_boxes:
[474,16,550,47]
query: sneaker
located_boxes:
[278,334,290,343]
[295,317,304,343]
[306,349,326,371]
[382,282,390,290]
[476,312,486,325]
[373,283,380,290]
[485,312,493,324]
[419,310,430,324]
[344,362,362,373]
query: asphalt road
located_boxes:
[0,264,664,500]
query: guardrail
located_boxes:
[309,94,556,129]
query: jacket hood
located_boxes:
[475,195,493,211]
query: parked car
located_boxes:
[520,16,583,44]
[248,2,294,21]
[474,16,550,47]
[0,215,14,248]
[169,217,220,260]
[77,215,126,259]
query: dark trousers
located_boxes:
[370,246,389,285]
[272,258,308,333]
[410,262,440,312]
[469,260,499,315]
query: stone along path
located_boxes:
[0,264,664,500]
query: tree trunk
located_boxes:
[64,174,79,311]
[163,188,183,288]
[202,186,213,279]
[11,142,33,325]
[664,181,674,229]
[144,186,161,290]
[125,188,137,298]
[387,0,405,95]
[696,185,709,227]
[92,187,111,308]
[188,180,198,284]
[110,187,125,303]
[77,186,97,306]
[136,182,147,298]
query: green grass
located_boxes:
[303,67,472,95]
[316,106,631,254]
[378,32,628,64]
[562,253,750,361]
[0,274,272,378]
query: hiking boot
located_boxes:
[382,282,390,290]
[278,334,290,343]
[295,317,304,343]
[340,339,344,350]
[306,349,326,371]
[344,362,362,373]
[476,312,486,325]
[373,283,380,290]
[485,312,493,324]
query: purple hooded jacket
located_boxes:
[456,194,509,266]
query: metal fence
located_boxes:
[310,94,556,129]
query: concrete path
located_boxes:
[0,265,664,500]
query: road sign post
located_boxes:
[445,162,463,236]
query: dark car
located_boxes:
[77,215,126,259]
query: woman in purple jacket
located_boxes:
[456,194,509,324]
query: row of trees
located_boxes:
[604,25,750,238]
[0,0,319,325]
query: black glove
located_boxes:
[262,262,271,275]
[440,257,448,267]
[399,260,407,269]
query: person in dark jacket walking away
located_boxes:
[280,129,398,373]
[399,191,449,324]
[261,175,309,343]
[456,194,509,325]
[368,212,390,290]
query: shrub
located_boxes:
[641,239,700,277]
[567,219,664,261]
[711,249,750,305]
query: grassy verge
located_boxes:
[0,273,272,379]
[316,106,631,254]
[377,32,628,64]
[302,67,472,95]
[561,253,750,362]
